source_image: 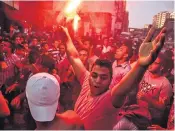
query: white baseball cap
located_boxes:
[26,72,60,122]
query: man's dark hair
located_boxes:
[91,59,113,79]
[121,40,133,61]
[40,55,56,73]
[41,42,48,48]
[16,44,25,50]
[28,51,40,64]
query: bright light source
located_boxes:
[57,0,82,32]
[64,0,82,14]
[73,14,81,31]
[64,0,82,32]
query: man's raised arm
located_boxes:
[60,26,87,80]
[111,27,166,108]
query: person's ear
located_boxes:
[123,54,128,59]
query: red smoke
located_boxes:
[4,1,53,30]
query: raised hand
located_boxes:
[138,27,166,67]
[58,26,72,41]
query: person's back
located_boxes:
[26,72,84,130]
[35,110,83,130]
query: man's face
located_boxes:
[79,50,88,64]
[59,45,65,55]
[23,43,29,50]
[16,49,25,56]
[10,26,14,31]
[53,40,60,48]
[89,65,111,96]
[115,45,128,60]
[109,38,113,45]
[32,38,38,46]
[84,41,91,49]
[104,39,108,45]
[15,37,21,45]
[42,44,49,52]
[148,57,162,74]
[1,42,11,54]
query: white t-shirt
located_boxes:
[110,61,131,89]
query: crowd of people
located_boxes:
[0,24,174,130]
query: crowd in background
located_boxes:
[0,24,174,130]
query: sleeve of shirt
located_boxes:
[159,79,173,105]
[78,70,90,87]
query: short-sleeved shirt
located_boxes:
[110,61,131,89]
[138,71,173,123]
[0,54,20,87]
[74,71,119,130]
[48,48,60,63]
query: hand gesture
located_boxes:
[11,96,21,109]
[5,83,18,94]
[0,61,8,71]
[138,27,166,67]
[58,26,72,42]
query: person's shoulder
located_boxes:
[61,110,81,122]
[59,58,70,65]
[161,76,172,89]
[59,110,84,129]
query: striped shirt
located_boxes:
[48,48,60,62]
[74,71,119,130]
[57,53,67,64]
[110,61,131,89]
[0,54,20,87]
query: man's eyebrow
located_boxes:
[92,72,109,76]
[100,74,109,77]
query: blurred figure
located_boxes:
[26,73,84,130]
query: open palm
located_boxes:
[138,27,166,67]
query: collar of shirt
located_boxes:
[114,61,130,69]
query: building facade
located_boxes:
[153,11,171,28]
[114,0,127,36]
[170,12,175,19]
[0,1,19,33]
